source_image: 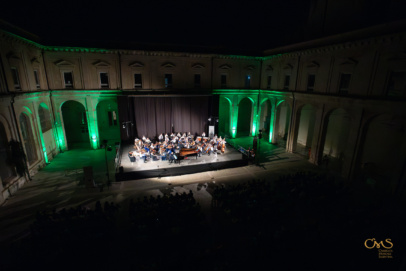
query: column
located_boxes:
[85,96,99,149]
[230,95,239,138]
[252,102,259,136]
[286,102,299,153]
[309,105,325,165]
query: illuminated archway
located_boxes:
[218,97,232,137]
[96,100,120,143]
[237,97,253,137]
[61,100,90,149]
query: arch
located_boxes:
[59,99,86,111]
[19,112,38,165]
[319,108,351,169]
[0,114,12,140]
[39,102,50,110]
[275,101,291,146]
[260,97,271,106]
[22,106,33,115]
[237,97,253,137]
[96,99,120,143]
[219,96,232,137]
[61,100,89,149]
[294,104,317,158]
[238,96,255,106]
[355,113,406,192]
[0,120,16,183]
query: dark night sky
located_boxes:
[0,0,311,54]
[2,0,406,55]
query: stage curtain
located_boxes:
[191,96,209,137]
[132,97,209,139]
[134,97,157,138]
[155,98,172,135]
[118,96,136,141]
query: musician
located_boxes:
[167,148,175,163]
[158,134,163,142]
[142,135,146,142]
[177,132,181,137]
[202,132,206,137]
[128,151,136,163]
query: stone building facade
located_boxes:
[0,21,405,203]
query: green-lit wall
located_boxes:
[96,100,121,143]
[218,98,231,137]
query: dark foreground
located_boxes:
[1,172,405,271]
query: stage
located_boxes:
[115,143,248,181]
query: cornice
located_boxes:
[263,32,406,60]
[1,27,405,62]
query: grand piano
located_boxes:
[175,147,200,164]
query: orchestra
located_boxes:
[130,132,226,164]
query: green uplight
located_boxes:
[91,134,98,149]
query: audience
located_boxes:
[5,172,405,271]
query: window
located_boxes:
[100,72,109,88]
[267,76,272,89]
[338,73,351,95]
[284,75,290,90]
[245,75,251,89]
[38,106,52,133]
[134,74,142,88]
[164,74,172,88]
[108,111,117,126]
[34,70,40,89]
[387,71,406,97]
[64,72,73,88]
[221,74,227,88]
[11,67,21,90]
[307,74,315,92]
[194,74,201,88]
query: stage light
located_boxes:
[208,117,212,121]
[123,124,125,128]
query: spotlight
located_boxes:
[123,124,126,129]
[208,117,212,121]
